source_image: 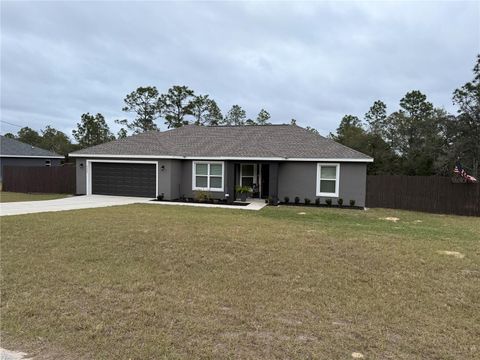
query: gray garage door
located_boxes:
[91,162,156,197]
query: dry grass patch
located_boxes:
[437,250,465,259]
[0,192,69,203]
[1,205,479,359]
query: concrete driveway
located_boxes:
[0,195,151,217]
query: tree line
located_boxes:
[4,125,79,156]
[116,85,272,133]
[330,55,479,177]
[4,85,273,156]
[4,55,478,176]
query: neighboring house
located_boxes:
[0,135,64,181]
[70,124,373,206]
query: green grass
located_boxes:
[1,205,479,359]
[0,192,69,203]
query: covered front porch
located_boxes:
[226,161,279,201]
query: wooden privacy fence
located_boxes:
[2,166,76,194]
[366,175,480,216]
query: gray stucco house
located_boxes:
[70,124,373,206]
[0,135,64,181]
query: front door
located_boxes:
[240,164,259,197]
[261,164,269,198]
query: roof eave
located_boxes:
[68,153,373,162]
[1,155,64,159]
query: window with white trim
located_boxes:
[240,164,256,188]
[316,163,340,197]
[192,161,224,191]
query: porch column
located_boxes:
[225,161,235,204]
[268,162,279,201]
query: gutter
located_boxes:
[1,155,64,159]
[68,154,374,163]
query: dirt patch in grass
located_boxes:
[437,250,465,259]
[379,216,400,222]
[1,205,479,359]
[351,352,365,358]
[0,348,32,360]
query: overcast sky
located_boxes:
[1,1,479,139]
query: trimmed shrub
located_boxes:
[349,199,356,207]
[269,196,279,206]
[194,191,209,202]
[304,198,311,205]
[284,196,290,204]
[315,198,321,206]
[294,196,300,205]
[325,198,332,206]
[337,198,343,206]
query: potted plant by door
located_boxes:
[236,185,252,202]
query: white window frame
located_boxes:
[240,163,257,188]
[316,163,340,197]
[192,161,224,192]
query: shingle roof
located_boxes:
[70,124,372,161]
[0,135,63,158]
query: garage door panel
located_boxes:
[92,162,156,197]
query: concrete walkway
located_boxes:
[0,195,151,217]
[0,195,267,217]
[146,198,267,211]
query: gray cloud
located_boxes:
[1,1,479,138]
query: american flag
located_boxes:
[454,161,478,183]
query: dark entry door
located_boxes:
[91,162,156,197]
[261,164,270,198]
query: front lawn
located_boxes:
[1,205,479,359]
[0,192,69,203]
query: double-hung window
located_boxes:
[193,161,224,191]
[316,163,340,197]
